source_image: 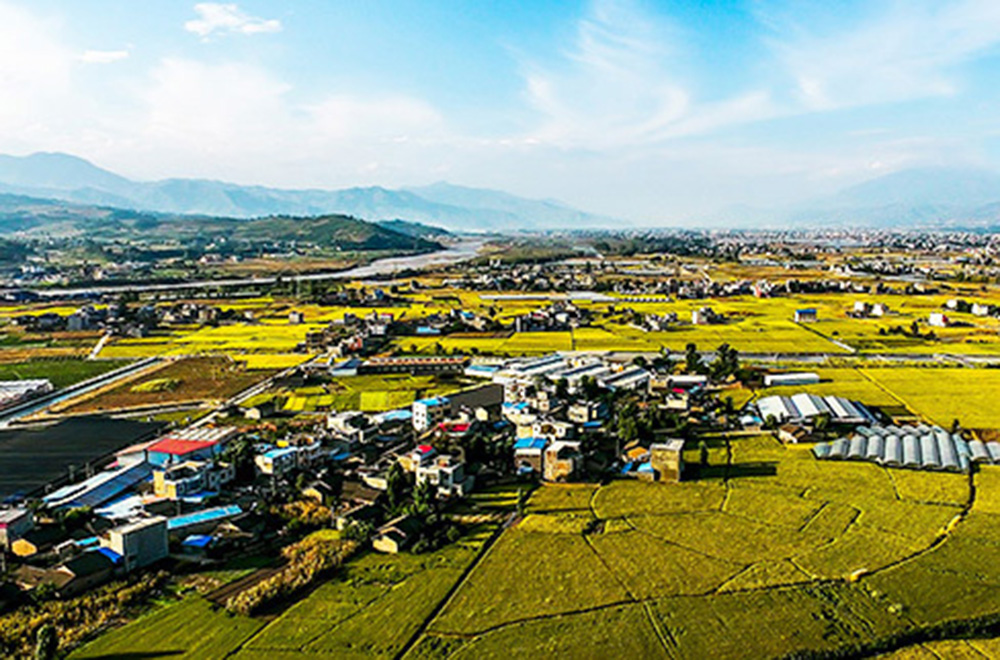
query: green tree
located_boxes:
[386,462,408,514]
[685,342,703,374]
[412,478,436,516]
[35,625,57,660]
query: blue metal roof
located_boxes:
[96,547,123,564]
[415,396,449,406]
[167,504,242,531]
[637,461,654,473]
[182,534,214,548]
[514,437,547,450]
[263,447,297,460]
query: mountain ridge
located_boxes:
[0,152,616,231]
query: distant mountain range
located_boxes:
[3,152,1000,230]
[705,167,1000,230]
[0,152,616,231]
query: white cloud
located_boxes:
[521,0,783,149]
[184,3,281,39]
[80,49,129,64]
[0,3,75,146]
[764,0,1000,111]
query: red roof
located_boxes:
[416,444,435,455]
[439,422,471,433]
[147,437,219,456]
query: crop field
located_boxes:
[53,357,274,414]
[279,374,467,414]
[70,525,497,660]
[239,354,313,370]
[67,425,1000,658]
[754,367,903,408]
[69,596,266,660]
[101,323,327,359]
[0,358,129,388]
[863,367,1000,428]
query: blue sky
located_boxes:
[3,0,1000,222]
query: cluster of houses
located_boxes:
[0,423,336,597]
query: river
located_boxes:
[26,239,485,298]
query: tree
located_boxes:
[223,437,256,482]
[411,478,436,516]
[951,418,961,434]
[685,342,703,374]
[814,413,830,432]
[343,520,374,543]
[555,378,569,400]
[35,625,57,660]
[386,462,408,514]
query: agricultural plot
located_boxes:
[864,367,1000,428]
[649,583,912,660]
[430,529,630,635]
[754,367,902,408]
[69,596,265,660]
[54,357,273,414]
[571,326,659,352]
[0,358,129,388]
[277,375,460,414]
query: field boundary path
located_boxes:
[395,516,512,659]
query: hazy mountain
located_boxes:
[734,166,1000,229]
[376,219,452,239]
[0,152,616,231]
[0,192,441,251]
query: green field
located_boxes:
[864,367,1000,428]
[70,597,265,660]
[67,431,1000,658]
[0,358,129,388]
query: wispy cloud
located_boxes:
[763,0,1000,111]
[522,0,781,148]
[184,3,281,39]
[80,49,129,64]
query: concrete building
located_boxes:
[794,308,818,323]
[543,441,582,482]
[929,312,949,327]
[101,517,169,571]
[0,508,34,549]
[412,396,450,432]
[763,372,821,387]
[372,515,423,554]
[255,447,298,476]
[153,461,235,499]
[650,439,685,482]
[415,455,472,498]
[513,437,548,475]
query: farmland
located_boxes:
[65,429,1000,657]
[0,358,128,388]
[278,374,467,414]
[51,357,275,415]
